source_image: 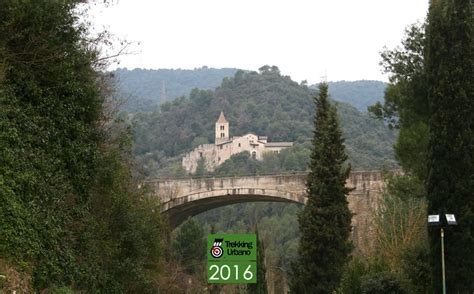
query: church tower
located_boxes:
[215,111,229,144]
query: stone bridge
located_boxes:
[147,171,385,250]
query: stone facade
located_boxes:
[182,112,293,173]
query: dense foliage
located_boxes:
[365,18,434,294]
[369,23,429,180]
[211,146,310,177]
[0,1,163,292]
[133,66,397,177]
[289,83,352,293]
[425,0,474,291]
[173,218,206,274]
[113,67,238,112]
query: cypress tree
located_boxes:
[247,229,268,294]
[425,0,474,292]
[289,83,353,293]
[209,225,221,294]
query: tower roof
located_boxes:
[216,111,228,123]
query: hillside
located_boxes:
[112,67,238,112]
[132,67,397,176]
[327,80,387,112]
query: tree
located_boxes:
[247,229,268,294]
[213,151,259,176]
[0,1,164,291]
[425,0,474,292]
[372,174,427,270]
[209,224,221,294]
[0,0,104,288]
[194,157,208,176]
[366,20,434,292]
[173,218,206,274]
[289,83,353,293]
[369,22,429,181]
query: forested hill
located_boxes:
[132,67,397,173]
[113,67,238,112]
[327,80,387,112]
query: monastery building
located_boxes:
[182,112,293,173]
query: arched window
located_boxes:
[251,151,257,159]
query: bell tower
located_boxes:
[215,111,229,144]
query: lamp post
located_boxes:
[428,214,457,294]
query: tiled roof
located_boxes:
[216,111,228,123]
[265,142,294,147]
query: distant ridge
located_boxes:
[326,80,387,112]
[112,68,387,113]
[112,67,238,112]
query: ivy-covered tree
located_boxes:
[0,1,103,288]
[289,83,353,293]
[425,0,474,292]
[0,1,163,292]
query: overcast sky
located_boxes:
[90,0,429,83]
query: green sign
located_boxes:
[207,234,257,284]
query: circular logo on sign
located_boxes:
[211,246,223,258]
[210,238,224,258]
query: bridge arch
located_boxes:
[148,171,384,228]
[148,171,386,254]
[161,188,305,227]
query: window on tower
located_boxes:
[221,133,225,138]
[220,126,224,131]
